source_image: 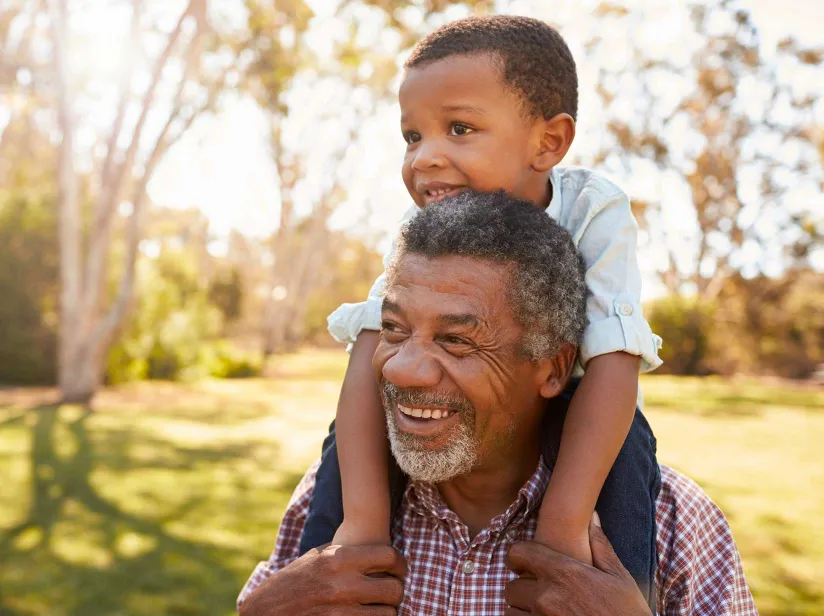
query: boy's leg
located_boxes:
[299,420,344,555]
[541,380,661,609]
[300,420,409,555]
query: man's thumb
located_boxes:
[589,513,625,576]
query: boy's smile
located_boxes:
[399,53,561,209]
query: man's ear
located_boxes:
[535,343,577,399]
[531,113,576,173]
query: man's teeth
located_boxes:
[427,188,453,197]
[398,404,452,419]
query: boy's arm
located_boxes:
[325,205,420,545]
[535,352,639,562]
[535,183,658,561]
[333,330,392,544]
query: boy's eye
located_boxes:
[450,123,474,137]
[403,131,421,145]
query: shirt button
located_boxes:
[618,303,633,316]
[506,528,519,541]
[462,560,476,575]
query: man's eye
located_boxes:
[440,334,467,345]
[403,131,421,144]
[381,321,405,337]
[450,123,474,137]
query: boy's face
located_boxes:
[399,53,551,208]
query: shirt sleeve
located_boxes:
[573,186,663,373]
[236,463,318,610]
[327,205,420,345]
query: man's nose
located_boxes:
[411,138,447,171]
[381,338,443,389]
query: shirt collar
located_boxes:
[546,167,562,217]
[405,460,551,534]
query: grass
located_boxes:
[0,349,822,615]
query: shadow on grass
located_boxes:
[0,403,285,616]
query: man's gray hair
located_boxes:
[386,190,588,359]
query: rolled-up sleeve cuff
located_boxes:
[580,312,663,374]
[327,296,383,345]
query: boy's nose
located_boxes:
[411,139,448,171]
[381,338,443,389]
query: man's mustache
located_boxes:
[382,381,474,414]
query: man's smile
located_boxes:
[393,401,461,439]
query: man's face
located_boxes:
[399,53,548,208]
[374,253,549,483]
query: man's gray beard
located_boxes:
[382,382,479,484]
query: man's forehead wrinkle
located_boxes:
[386,255,518,332]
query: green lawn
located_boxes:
[0,349,822,615]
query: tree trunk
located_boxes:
[51,0,84,402]
[58,342,105,404]
[49,0,210,402]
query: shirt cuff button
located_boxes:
[618,303,634,316]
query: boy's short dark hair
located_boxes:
[405,15,578,121]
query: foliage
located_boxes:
[0,178,59,385]
[209,267,244,325]
[647,295,715,375]
[586,0,823,297]
[647,269,823,378]
[202,340,262,379]
[708,271,824,378]
[106,249,223,383]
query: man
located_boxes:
[238,191,757,616]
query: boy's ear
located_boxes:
[535,342,577,400]
[531,113,576,173]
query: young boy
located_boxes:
[300,15,662,604]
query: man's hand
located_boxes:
[239,544,406,616]
[504,517,652,616]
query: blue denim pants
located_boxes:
[298,379,660,606]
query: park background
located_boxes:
[0,0,822,614]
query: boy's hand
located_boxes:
[333,518,392,547]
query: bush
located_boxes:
[201,341,261,379]
[646,295,715,375]
[107,249,223,383]
[0,189,59,385]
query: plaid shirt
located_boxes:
[238,463,757,615]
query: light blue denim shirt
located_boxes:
[328,167,663,396]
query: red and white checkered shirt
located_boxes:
[238,462,757,615]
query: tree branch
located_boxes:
[81,0,196,324]
[93,62,230,348]
[98,0,141,198]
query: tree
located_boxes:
[584,0,823,299]
[209,267,244,325]
[248,0,491,355]
[49,0,230,401]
